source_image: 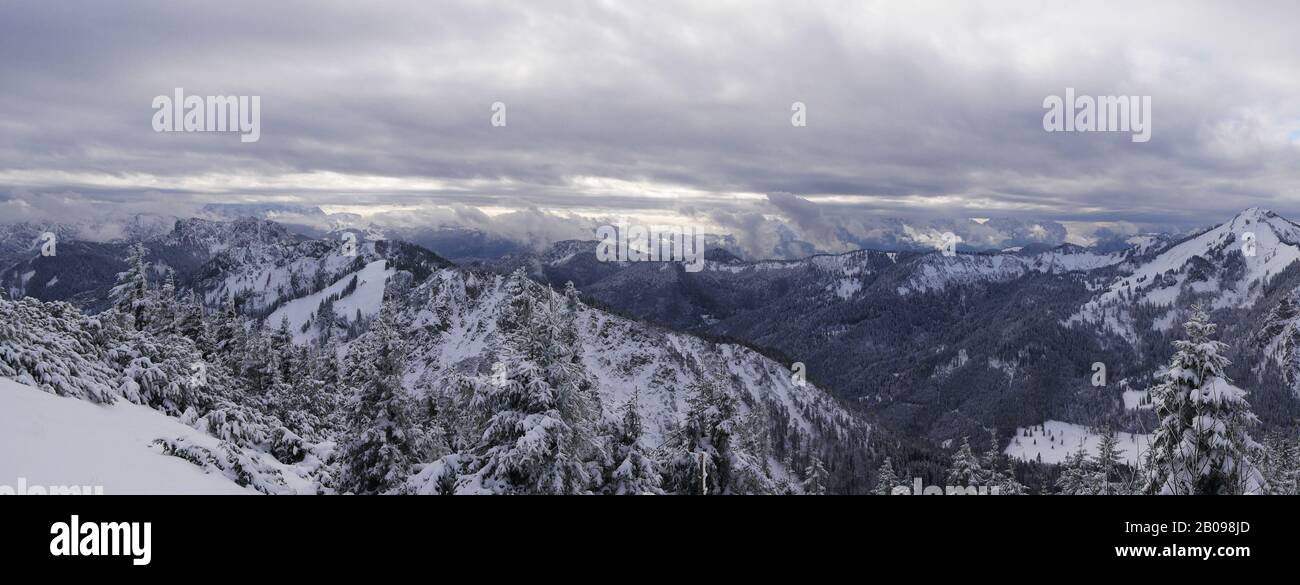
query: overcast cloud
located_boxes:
[2,0,1299,255]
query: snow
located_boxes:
[1122,389,1152,410]
[832,278,862,300]
[897,247,1126,295]
[0,377,255,495]
[548,252,577,266]
[1152,309,1179,332]
[1005,420,1149,466]
[265,260,393,343]
[1073,208,1300,337]
[203,241,365,313]
[933,349,969,380]
[404,269,863,454]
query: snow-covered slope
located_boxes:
[0,376,255,494]
[265,259,394,342]
[896,245,1128,295]
[399,269,865,476]
[0,296,327,494]
[0,215,178,270]
[194,228,450,325]
[1073,208,1300,339]
[1004,420,1149,466]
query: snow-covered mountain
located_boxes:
[483,233,1163,333]
[0,222,78,272]
[479,208,1300,453]
[5,208,1299,494]
[1073,207,1300,339]
[0,215,178,270]
[400,269,862,468]
[0,217,867,494]
[893,244,1135,295]
[0,217,451,321]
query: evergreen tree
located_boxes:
[606,390,664,495]
[203,296,243,364]
[995,461,1027,495]
[110,243,153,328]
[154,269,178,333]
[468,271,594,494]
[1056,443,1092,495]
[946,436,985,486]
[778,452,798,495]
[802,455,829,495]
[1260,433,1298,495]
[873,456,901,495]
[337,301,425,494]
[975,435,1024,494]
[271,315,296,382]
[1145,307,1265,495]
[666,378,741,495]
[1087,427,1126,495]
[315,297,337,344]
[175,291,206,344]
[241,324,276,395]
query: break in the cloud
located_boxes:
[2,0,1299,255]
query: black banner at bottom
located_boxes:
[0,495,1285,575]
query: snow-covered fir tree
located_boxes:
[873,457,902,495]
[978,434,1024,494]
[801,455,829,495]
[175,291,206,343]
[1086,426,1126,495]
[945,436,985,486]
[461,271,596,494]
[605,390,664,495]
[1056,443,1092,495]
[0,297,119,402]
[777,453,798,494]
[994,462,1026,495]
[1144,307,1265,495]
[337,301,427,494]
[1260,433,1298,495]
[665,378,746,495]
[109,243,153,329]
[154,269,178,333]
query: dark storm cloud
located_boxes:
[2,0,1300,254]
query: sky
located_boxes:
[2,0,1299,255]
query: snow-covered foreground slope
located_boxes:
[1004,421,1149,466]
[0,296,329,494]
[0,377,254,494]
